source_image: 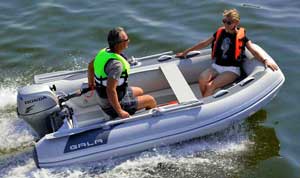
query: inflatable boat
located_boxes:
[17,44,285,168]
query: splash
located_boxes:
[0,122,251,178]
[0,115,35,155]
[95,122,251,178]
[0,86,17,110]
[97,130,250,178]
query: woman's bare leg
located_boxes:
[203,72,239,97]
[198,67,218,96]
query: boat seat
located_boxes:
[160,63,199,104]
[72,105,110,128]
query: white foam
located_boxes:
[0,122,251,178]
[97,127,250,178]
[0,115,35,152]
[0,87,17,109]
[3,160,36,178]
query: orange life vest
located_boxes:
[211,27,246,60]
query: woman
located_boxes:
[176,9,278,97]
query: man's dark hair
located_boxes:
[107,27,125,51]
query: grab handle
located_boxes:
[239,77,255,87]
[186,51,201,58]
[213,89,229,98]
[158,55,173,62]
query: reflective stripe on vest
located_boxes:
[93,48,130,83]
[211,27,246,60]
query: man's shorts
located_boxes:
[102,87,138,119]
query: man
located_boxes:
[176,9,278,97]
[88,27,156,119]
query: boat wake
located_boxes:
[0,86,17,111]
[0,121,252,178]
[0,115,35,155]
[0,86,35,156]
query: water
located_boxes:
[0,0,299,177]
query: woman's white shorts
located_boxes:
[212,63,241,76]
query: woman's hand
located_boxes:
[175,52,188,59]
[264,59,278,71]
[175,37,214,59]
[246,41,279,72]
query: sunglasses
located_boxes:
[222,19,233,25]
[119,38,130,43]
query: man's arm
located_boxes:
[105,59,130,118]
[106,78,130,118]
[88,59,95,89]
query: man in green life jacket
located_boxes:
[88,27,157,119]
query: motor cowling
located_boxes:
[17,84,61,138]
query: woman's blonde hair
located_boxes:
[223,9,240,22]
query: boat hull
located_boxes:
[22,44,285,168]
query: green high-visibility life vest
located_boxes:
[94,48,130,81]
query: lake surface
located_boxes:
[0,1,299,177]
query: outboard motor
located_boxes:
[17,85,63,138]
[17,84,91,138]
